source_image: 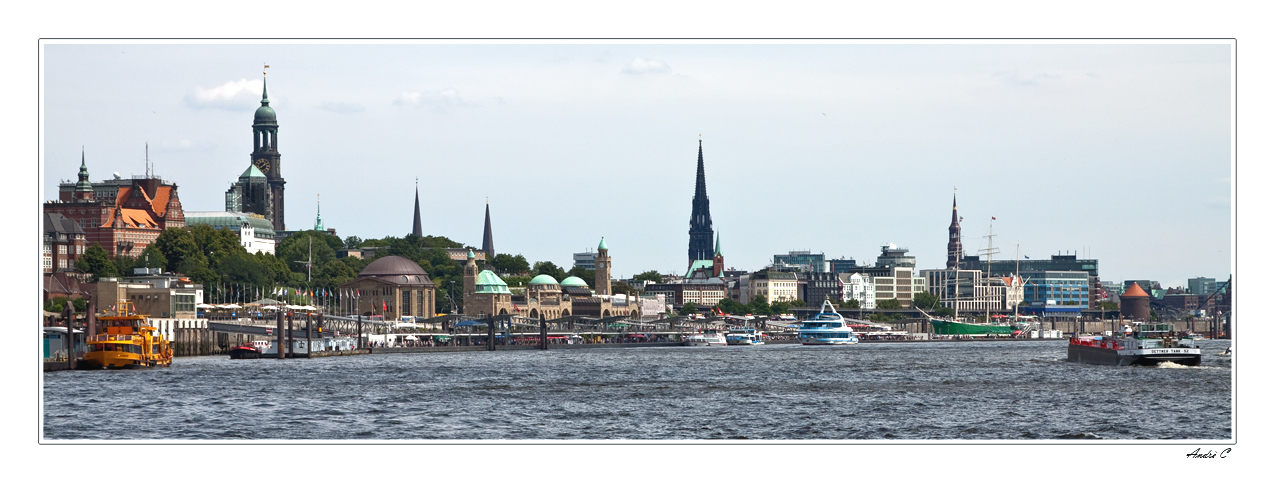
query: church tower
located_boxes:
[411,182,423,237]
[313,194,324,231]
[687,139,715,266]
[712,233,724,277]
[595,237,611,296]
[73,149,94,201]
[481,200,495,260]
[947,194,963,269]
[250,71,285,231]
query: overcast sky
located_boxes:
[40,42,1232,287]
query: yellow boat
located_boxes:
[83,301,173,369]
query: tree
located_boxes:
[75,243,116,280]
[567,267,596,288]
[316,259,358,287]
[679,302,699,316]
[878,298,903,310]
[770,300,792,315]
[343,236,363,249]
[844,299,861,309]
[153,228,203,273]
[532,261,568,282]
[1100,301,1119,311]
[634,270,663,284]
[277,231,339,282]
[716,298,748,315]
[491,253,530,275]
[747,295,772,315]
[913,291,942,311]
[788,298,807,308]
[44,296,87,313]
[611,281,636,297]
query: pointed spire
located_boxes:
[951,193,959,224]
[260,72,270,105]
[75,147,93,194]
[481,200,495,258]
[411,181,423,237]
[694,139,707,200]
[313,194,324,231]
[714,232,721,256]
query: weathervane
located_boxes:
[263,63,269,76]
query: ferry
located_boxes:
[1068,323,1202,366]
[725,327,765,346]
[683,329,728,347]
[796,300,860,345]
[83,301,173,369]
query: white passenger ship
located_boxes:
[797,300,860,345]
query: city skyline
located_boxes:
[40,42,1233,286]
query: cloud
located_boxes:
[185,78,264,110]
[320,101,365,114]
[621,57,672,75]
[393,88,476,111]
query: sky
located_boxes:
[40,42,1233,287]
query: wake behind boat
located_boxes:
[796,300,859,345]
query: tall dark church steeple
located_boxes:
[688,139,715,266]
[481,199,495,260]
[251,68,285,231]
[412,181,423,237]
[947,193,963,269]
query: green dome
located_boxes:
[529,274,559,286]
[254,104,277,124]
[475,270,510,294]
[560,276,588,287]
[598,237,608,250]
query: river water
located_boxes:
[42,340,1233,440]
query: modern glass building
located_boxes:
[773,250,826,272]
[1018,270,1090,317]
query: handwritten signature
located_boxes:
[1186,448,1231,459]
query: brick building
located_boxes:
[46,154,185,257]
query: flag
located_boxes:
[382,300,388,311]
[991,216,996,220]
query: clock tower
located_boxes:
[252,73,285,231]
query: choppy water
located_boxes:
[42,340,1233,440]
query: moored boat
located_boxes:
[796,300,859,345]
[83,301,173,369]
[725,327,765,346]
[929,318,1017,336]
[683,329,727,346]
[229,340,267,359]
[1068,323,1201,366]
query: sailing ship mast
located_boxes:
[979,219,999,323]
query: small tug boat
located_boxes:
[1068,323,1201,366]
[796,300,860,345]
[83,301,173,369]
[229,340,267,359]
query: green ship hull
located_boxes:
[930,319,1016,335]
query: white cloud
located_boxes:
[185,78,264,110]
[621,57,672,75]
[393,88,475,111]
[320,101,365,114]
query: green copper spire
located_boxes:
[714,232,721,256]
[74,148,93,193]
[261,74,269,105]
[313,194,324,231]
[598,237,608,251]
